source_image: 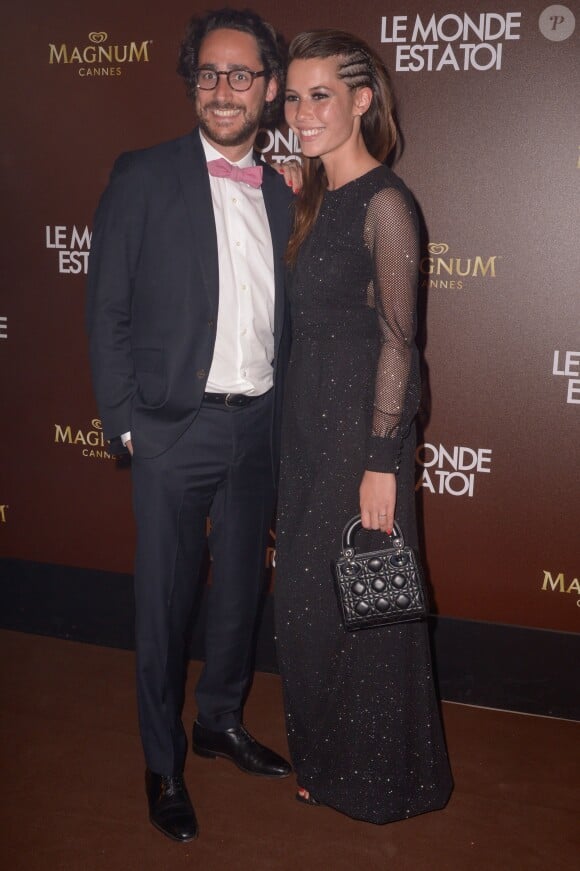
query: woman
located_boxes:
[274,30,453,824]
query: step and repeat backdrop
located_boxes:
[2,1,578,634]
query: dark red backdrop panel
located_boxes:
[1,1,578,632]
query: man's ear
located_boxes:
[265,76,278,104]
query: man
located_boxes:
[86,8,293,842]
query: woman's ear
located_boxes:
[353,86,373,116]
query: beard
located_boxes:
[196,100,262,148]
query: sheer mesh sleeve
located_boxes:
[363,185,420,472]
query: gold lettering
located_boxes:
[82,449,114,459]
[436,258,453,277]
[473,255,497,278]
[129,41,150,62]
[86,430,103,447]
[455,258,473,277]
[541,570,565,592]
[50,39,150,68]
[98,45,113,63]
[54,424,73,444]
[420,249,497,281]
[49,43,68,63]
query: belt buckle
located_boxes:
[225,393,235,407]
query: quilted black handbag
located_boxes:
[332,514,428,630]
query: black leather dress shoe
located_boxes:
[192,722,291,778]
[145,769,198,842]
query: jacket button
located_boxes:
[208,320,215,328]
[196,369,207,379]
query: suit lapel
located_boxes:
[261,163,290,349]
[173,131,290,350]
[173,129,219,308]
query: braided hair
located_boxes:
[286,30,397,264]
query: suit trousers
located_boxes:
[131,391,275,775]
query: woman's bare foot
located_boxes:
[295,786,320,805]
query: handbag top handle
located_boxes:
[341,515,405,556]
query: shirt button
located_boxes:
[196,369,207,379]
[240,328,247,336]
[236,241,241,247]
[232,197,238,204]
[241,284,247,291]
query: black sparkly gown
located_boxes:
[275,166,453,824]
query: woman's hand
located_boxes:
[274,160,302,193]
[359,470,396,533]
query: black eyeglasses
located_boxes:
[194,68,267,92]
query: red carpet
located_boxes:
[0,630,577,870]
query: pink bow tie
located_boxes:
[207,158,263,188]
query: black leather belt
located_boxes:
[203,392,259,407]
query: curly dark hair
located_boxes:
[177,7,285,126]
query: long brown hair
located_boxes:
[286,30,397,265]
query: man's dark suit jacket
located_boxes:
[86,128,293,467]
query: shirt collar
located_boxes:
[200,132,255,168]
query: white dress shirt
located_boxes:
[202,135,275,395]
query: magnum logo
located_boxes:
[0,505,8,523]
[48,31,152,77]
[420,243,498,290]
[54,418,115,459]
[541,571,580,606]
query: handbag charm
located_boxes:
[332,515,428,630]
